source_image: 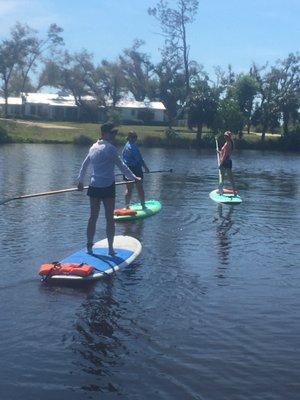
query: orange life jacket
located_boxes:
[114,208,137,216]
[39,262,94,278]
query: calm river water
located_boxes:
[0,144,299,400]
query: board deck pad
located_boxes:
[209,189,242,204]
[44,235,142,282]
[114,199,162,221]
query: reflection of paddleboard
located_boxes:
[209,189,242,204]
[114,200,162,221]
[41,235,141,282]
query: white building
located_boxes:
[0,92,166,123]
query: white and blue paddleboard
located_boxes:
[46,235,142,282]
[209,189,242,205]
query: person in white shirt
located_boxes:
[77,122,139,255]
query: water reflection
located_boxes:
[214,204,234,268]
[73,281,122,394]
[1,145,300,400]
[119,219,144,239]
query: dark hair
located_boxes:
[101,122,115,134]
[127,131,137,141]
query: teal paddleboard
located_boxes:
[209,189,242,204]
[114,200,162,221]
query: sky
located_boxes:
[0,0,299,77]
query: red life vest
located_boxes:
[39,262,94,278]
[114,208,137,216]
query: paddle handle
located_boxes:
[0,180,134,205]
[215,138,222,185]
[115,168,173,177]
[145,168,173,174]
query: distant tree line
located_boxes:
[0,0,299,144]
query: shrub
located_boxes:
[73,134,93,145]
[0,125,10,143]
[279,129,300,151]
[121,119,144,125]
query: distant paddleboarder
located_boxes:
[77,123,140,255]
[217,131,237,195]
[122,131,150,209]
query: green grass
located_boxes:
[0,118,283,149]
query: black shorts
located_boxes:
[123,165,143,181]
[219,158,232,170]
[87,183,116,199]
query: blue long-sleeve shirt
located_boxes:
[122,141,144,168]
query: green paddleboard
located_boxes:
[209,189,242,204]
[114,200,162,221]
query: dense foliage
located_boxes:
[0,1,299,147]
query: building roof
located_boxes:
[0,97,22,105]
[0,92,165,110]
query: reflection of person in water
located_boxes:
[121,219,144,238]
[73,281,123,394]
[214,204,234,268]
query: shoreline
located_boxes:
[0,118,299,152]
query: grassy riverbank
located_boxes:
[0,118,298,151]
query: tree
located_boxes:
[251,63,281,140]
[119,40,153,101]
[39,51,125,121]
[272,53,300,136]
[214,64,236,98]
[187,78,219,143]
[39,50,98,121]
[149,0,199,100]
[153,60,186,127]
[18,23,63,96]
[0,23,33,117]
[214,98,245,135]
[9,70,35,95]
[95,60,125,107]
[233,74,258,135]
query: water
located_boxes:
[0,144,299,400]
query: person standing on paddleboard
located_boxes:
[218,131,237,195]
[122,131,150,209]
[77,122,140,256]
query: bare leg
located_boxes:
[87,197,101,252]
[136,180,146,208]
[103,197,116,255]
[219,169,225,194]
[125,182,134,208]
[227,170,237,194]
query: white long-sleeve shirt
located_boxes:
[77,140,136,187]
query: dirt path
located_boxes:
[0,118,77,130]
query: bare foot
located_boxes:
[87,243,93,255]
[108,248,116,256]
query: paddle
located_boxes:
[0,180,134,205]
[215,138,222,186]
[115,168,173,177]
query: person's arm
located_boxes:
[113,148,138,181]
[220,143,229,165]
[77,154,90,190]
[133,144,150,172]
[142,159,150,173]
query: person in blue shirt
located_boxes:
[122,131,150,209]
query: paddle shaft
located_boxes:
[115,168,173,177]
[0,180,134,205]
[215,138,222,185]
